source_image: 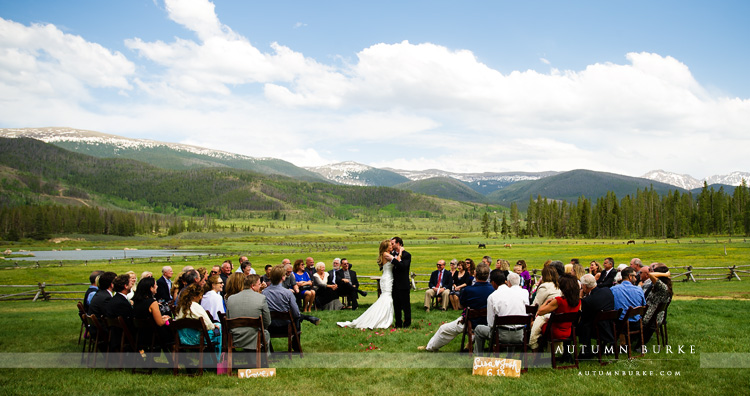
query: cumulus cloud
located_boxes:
[0,0,748,179]
[0,17,134,97]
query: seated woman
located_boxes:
[589,261,602,280]
[312,262,342,310]
[132,277,172,359]
[516,260,531,293]
[448,259,458,282]
[449,260,473,310]
[531,266,561,306]
[200,274,225,322]
[223,272,245,301]
[643,263,672,344]
[174,283,222,360]
[530,274,581,351]
[293,259,315,313]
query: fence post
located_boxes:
[730,265,741,281]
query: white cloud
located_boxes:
[0,17,134,98]
[0,0,748,180]
[293,22,307,29]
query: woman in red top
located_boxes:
[537,274,581,346]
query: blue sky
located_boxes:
[1,0,748,178]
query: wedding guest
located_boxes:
[155,266,173,302]
[125,271,137,300]
[223,272,245,301]
[517,260,531,293]
[313,262,341,310]
[294,259,315,312]
[132,277,172,359]
[424,260,453,312]
[576,274,615,359]
[589,261,602,280]
[175,283,222,360]
[448,259,459,280]
[449,260,473,310]
[83,270,103,312]
[422,263,493,352]
[531,274,581,352]
[225,275,270,359]
[642,264,672,344]
[201,274,225,321]
[473,271,529,354]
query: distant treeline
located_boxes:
[519,182,750,238]
[0,205,211,240]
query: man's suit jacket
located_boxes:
[105,293,134,319]
[391,250,412,290]
[336,269,359,289]
[83,286,98,312]
[580,286,616,342]
[597,268,617,288]
[226,289,272,350]
[155,276,172,301]
[327,269,338,285]
[88,289,112,317]
[428,269,453,290]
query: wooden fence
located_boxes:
[0,282,88,302]
[670,265,748,282]
[1,246,348,270]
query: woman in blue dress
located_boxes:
[293,259,316,312]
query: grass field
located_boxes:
[1,236,749,395]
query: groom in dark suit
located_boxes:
[390,237,412,328]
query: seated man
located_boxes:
[88,271,117,317]
[263,265,320,351]
[336,258,367,310]
[260,264,272,286]
[328,258,341,287]
[105,274,135,352]
[611,267,646,343]
[473,272,529,354]
[576,274,615,359]
[421,263,493,351]
[424,260,453,312]
[226,275,271,357]
[83,270,103,313]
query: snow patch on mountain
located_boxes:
[305,161,375,186]
[642,169,749,189]
[0,127,274,162]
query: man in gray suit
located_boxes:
[225,274,271,357]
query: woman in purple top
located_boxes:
[517,260,532,292]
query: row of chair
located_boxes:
[77,302,303,375]
[460,302,670,371]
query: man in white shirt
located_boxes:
[473,272,529,354]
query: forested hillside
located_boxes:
[0,138,457,239]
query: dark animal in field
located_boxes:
[451,236,459,239]
[627,240,636,245]
[504,244,512,248]
[478,243,486,249]
[428,236,438,240]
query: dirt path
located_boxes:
[674,295,750,301]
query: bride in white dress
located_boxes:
[337,240,394,329]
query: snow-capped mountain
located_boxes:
[706,171,750,187]
[642,169,749,189]
[0,127,326,181]
[305,162,559,194]
[0,127,256,160]
[305,161,409,187]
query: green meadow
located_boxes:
[1,233,749,395]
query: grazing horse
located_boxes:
[478,243,486,249]
[504,244,512,248]
[627,240,636,245]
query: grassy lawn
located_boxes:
[1,237,749,395]
[0,298,747,395]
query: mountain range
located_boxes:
[1,127,747,207]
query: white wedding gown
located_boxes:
[337,261,394,329]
